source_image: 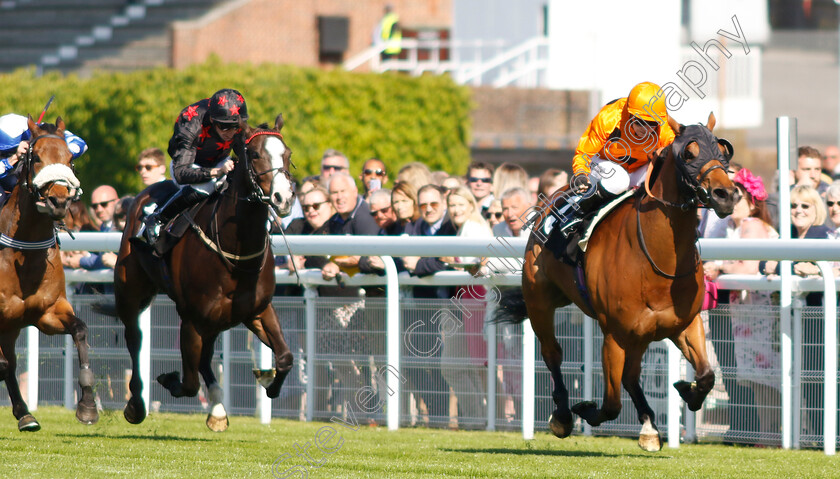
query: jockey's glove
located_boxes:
[571,173,591,194]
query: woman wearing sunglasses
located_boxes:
[763,185,832,278]
[141,88,248,244]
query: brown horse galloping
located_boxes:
[495,114,736,451]
[113,116,295,431]
[0,117,98,431]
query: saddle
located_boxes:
[130,184,210,257]
[542,189,635,266]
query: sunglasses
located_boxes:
[322,164,347,172]
[419,201,441,210]
[214,122,238,131]
[371,206,392,217]
[92,199,117,209]
[364,168,385,176]
[791,202,812,210]
[632,117,660,129]
[484,211,504,220]
[468,177,492,184]
[302,201,328,212]
[827,201,839,208]
[135,164,159,172]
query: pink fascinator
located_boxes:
[732,168,768,202]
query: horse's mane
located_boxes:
[34,122,59,135]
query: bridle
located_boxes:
[638,125,733,279]
[22,132,83,205]
[190,128,292,271]
[242,130,291,215]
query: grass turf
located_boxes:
[0,406,835,478]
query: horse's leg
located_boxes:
[35,299,98,425]
[670,314,715,411]
[244,304,294,399]
[622,345,661,452]
[524,298,574,438]
[0,331,40,431]
[157,319,202,398]
[114,257,157,425]
[572,333,625,427]
[197,334,228,432]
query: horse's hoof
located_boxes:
[18,414,40,432]
[124,397,147,425]
[673,380,704,411]
[673,380,692,396]
[571,400,597,417]
[548,413,573,438]
[157,371,180,391]
[252,368,275,389]
[76,401,99,425]
[206,403,229,432]
[638,433,662,452]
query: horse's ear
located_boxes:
[55,116,65,133]
[717,138,734,162]
[27,115,39,135]
[240,118,252,137]
[667,114,683,136]
[706,112,716,132]
[274,114,284,132]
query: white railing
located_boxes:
[45,232,840,454]
[343,37,549,88]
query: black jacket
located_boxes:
[168,98,243,184]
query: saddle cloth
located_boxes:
[542,189,635,265]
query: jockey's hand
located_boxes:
[571,173,590,194]
[210,159,235,178]
[11,140,28,166]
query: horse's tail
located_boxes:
[490,288,528,324]
[91,298,118,318]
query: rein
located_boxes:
[637,147,705,280]
[186,128,288,271]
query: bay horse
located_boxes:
[113,116,295,431]
[0,117,97,431]
[494,113,737,451]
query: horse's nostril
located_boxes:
[712,188,730,200]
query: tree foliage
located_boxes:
[1,59,472,198]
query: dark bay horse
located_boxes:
[113,116,295,431]
[495,113,736,451]
[0,117,98,431]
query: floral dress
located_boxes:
[727,218,780,389]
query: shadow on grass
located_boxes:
[56,433,212,442]
[439,447,671,459]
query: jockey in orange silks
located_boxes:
[560,82,675,236]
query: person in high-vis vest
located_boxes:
[559,82,675,236]
[378,4,401,59]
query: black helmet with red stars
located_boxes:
[208,88,248,124]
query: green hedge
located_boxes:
[0,58,473,199]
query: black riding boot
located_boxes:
[141,187,206,244]
[559,182,620,238]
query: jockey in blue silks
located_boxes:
[0,113,88,206]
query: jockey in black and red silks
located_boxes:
[141,88,248,244]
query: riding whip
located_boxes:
[36,95,55,124]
